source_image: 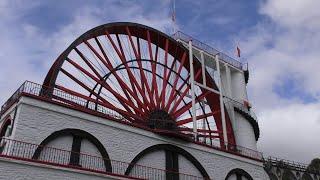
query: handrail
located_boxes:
[1,81,123,120]
[231,100,257,121]
[172,31,244,70]
[0,81,263,161]
[263,156,320,174]
[0,137,205,179]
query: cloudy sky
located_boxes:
[0,0,319,163]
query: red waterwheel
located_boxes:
[43,22,236,147]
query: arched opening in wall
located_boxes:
[225,168,253,180]
[124,144,210,180]
[0,116,13,153]
[282,170,297,180]
[32,129,111,172]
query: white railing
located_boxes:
[172,31,244,70]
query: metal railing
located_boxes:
[224,142,262,160]
[194,138,263,160]
[0,81,123,120]
[0,81,263,161]
[263,156,320,174]
[172,31,244,70]
[0,137,205,179]
[0,82,25,114]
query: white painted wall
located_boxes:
[227,174,237,180]
[178,155,202,178]
[233,112,257,151]
[220,65,229,96]
[80,139,105,172]
[5,97,268,179]
[231,70,247,101]
[229,69,258,151]
[128,150,166,179]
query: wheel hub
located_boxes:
[148,110,177,130]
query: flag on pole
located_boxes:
[236,46,241,58]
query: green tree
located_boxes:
[302,158,320,180]
[307,158,320,172]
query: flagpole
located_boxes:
[172,0,176,34]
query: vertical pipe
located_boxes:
[200,51,206,86]
[215,54,228,146]
[200,51,206,140]
[225,64,232,98]
[188,40,197,139]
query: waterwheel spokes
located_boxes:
[43,23,235,146]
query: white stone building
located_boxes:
[0,22,269,180]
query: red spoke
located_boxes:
[115,34,146,109]
[134,37,150,109]
[166,74,191,112]
[177,127,220,134]
[169,69,202,114]
[61,66,137,116]
[60,68,93,94]
[172,91,211,119]
[153,45,160,108]
[106,31,148,111]
[127,31,154,109]
[176,111,220,126]
[65,58,145,116]
[161,56,178,109]
[196,134,220,139]
[74,47,102,79]
[146,30,157,109]
[120,33,147,111]
[126,27,140,59]
[93,37,145,112]
[85,39,146,115]
[169,82,191,115]
[164,52,187,111]
[59,68,137,120]
[159,39,169,108]
[105,31,151,111]
[54,84,143,121]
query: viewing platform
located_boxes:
[173,31,246,71]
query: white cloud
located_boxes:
[0,1,172,105]
[239,0,320,162]
[260,0,320,30]
[258,103,320,162]
[0,0,318,164]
